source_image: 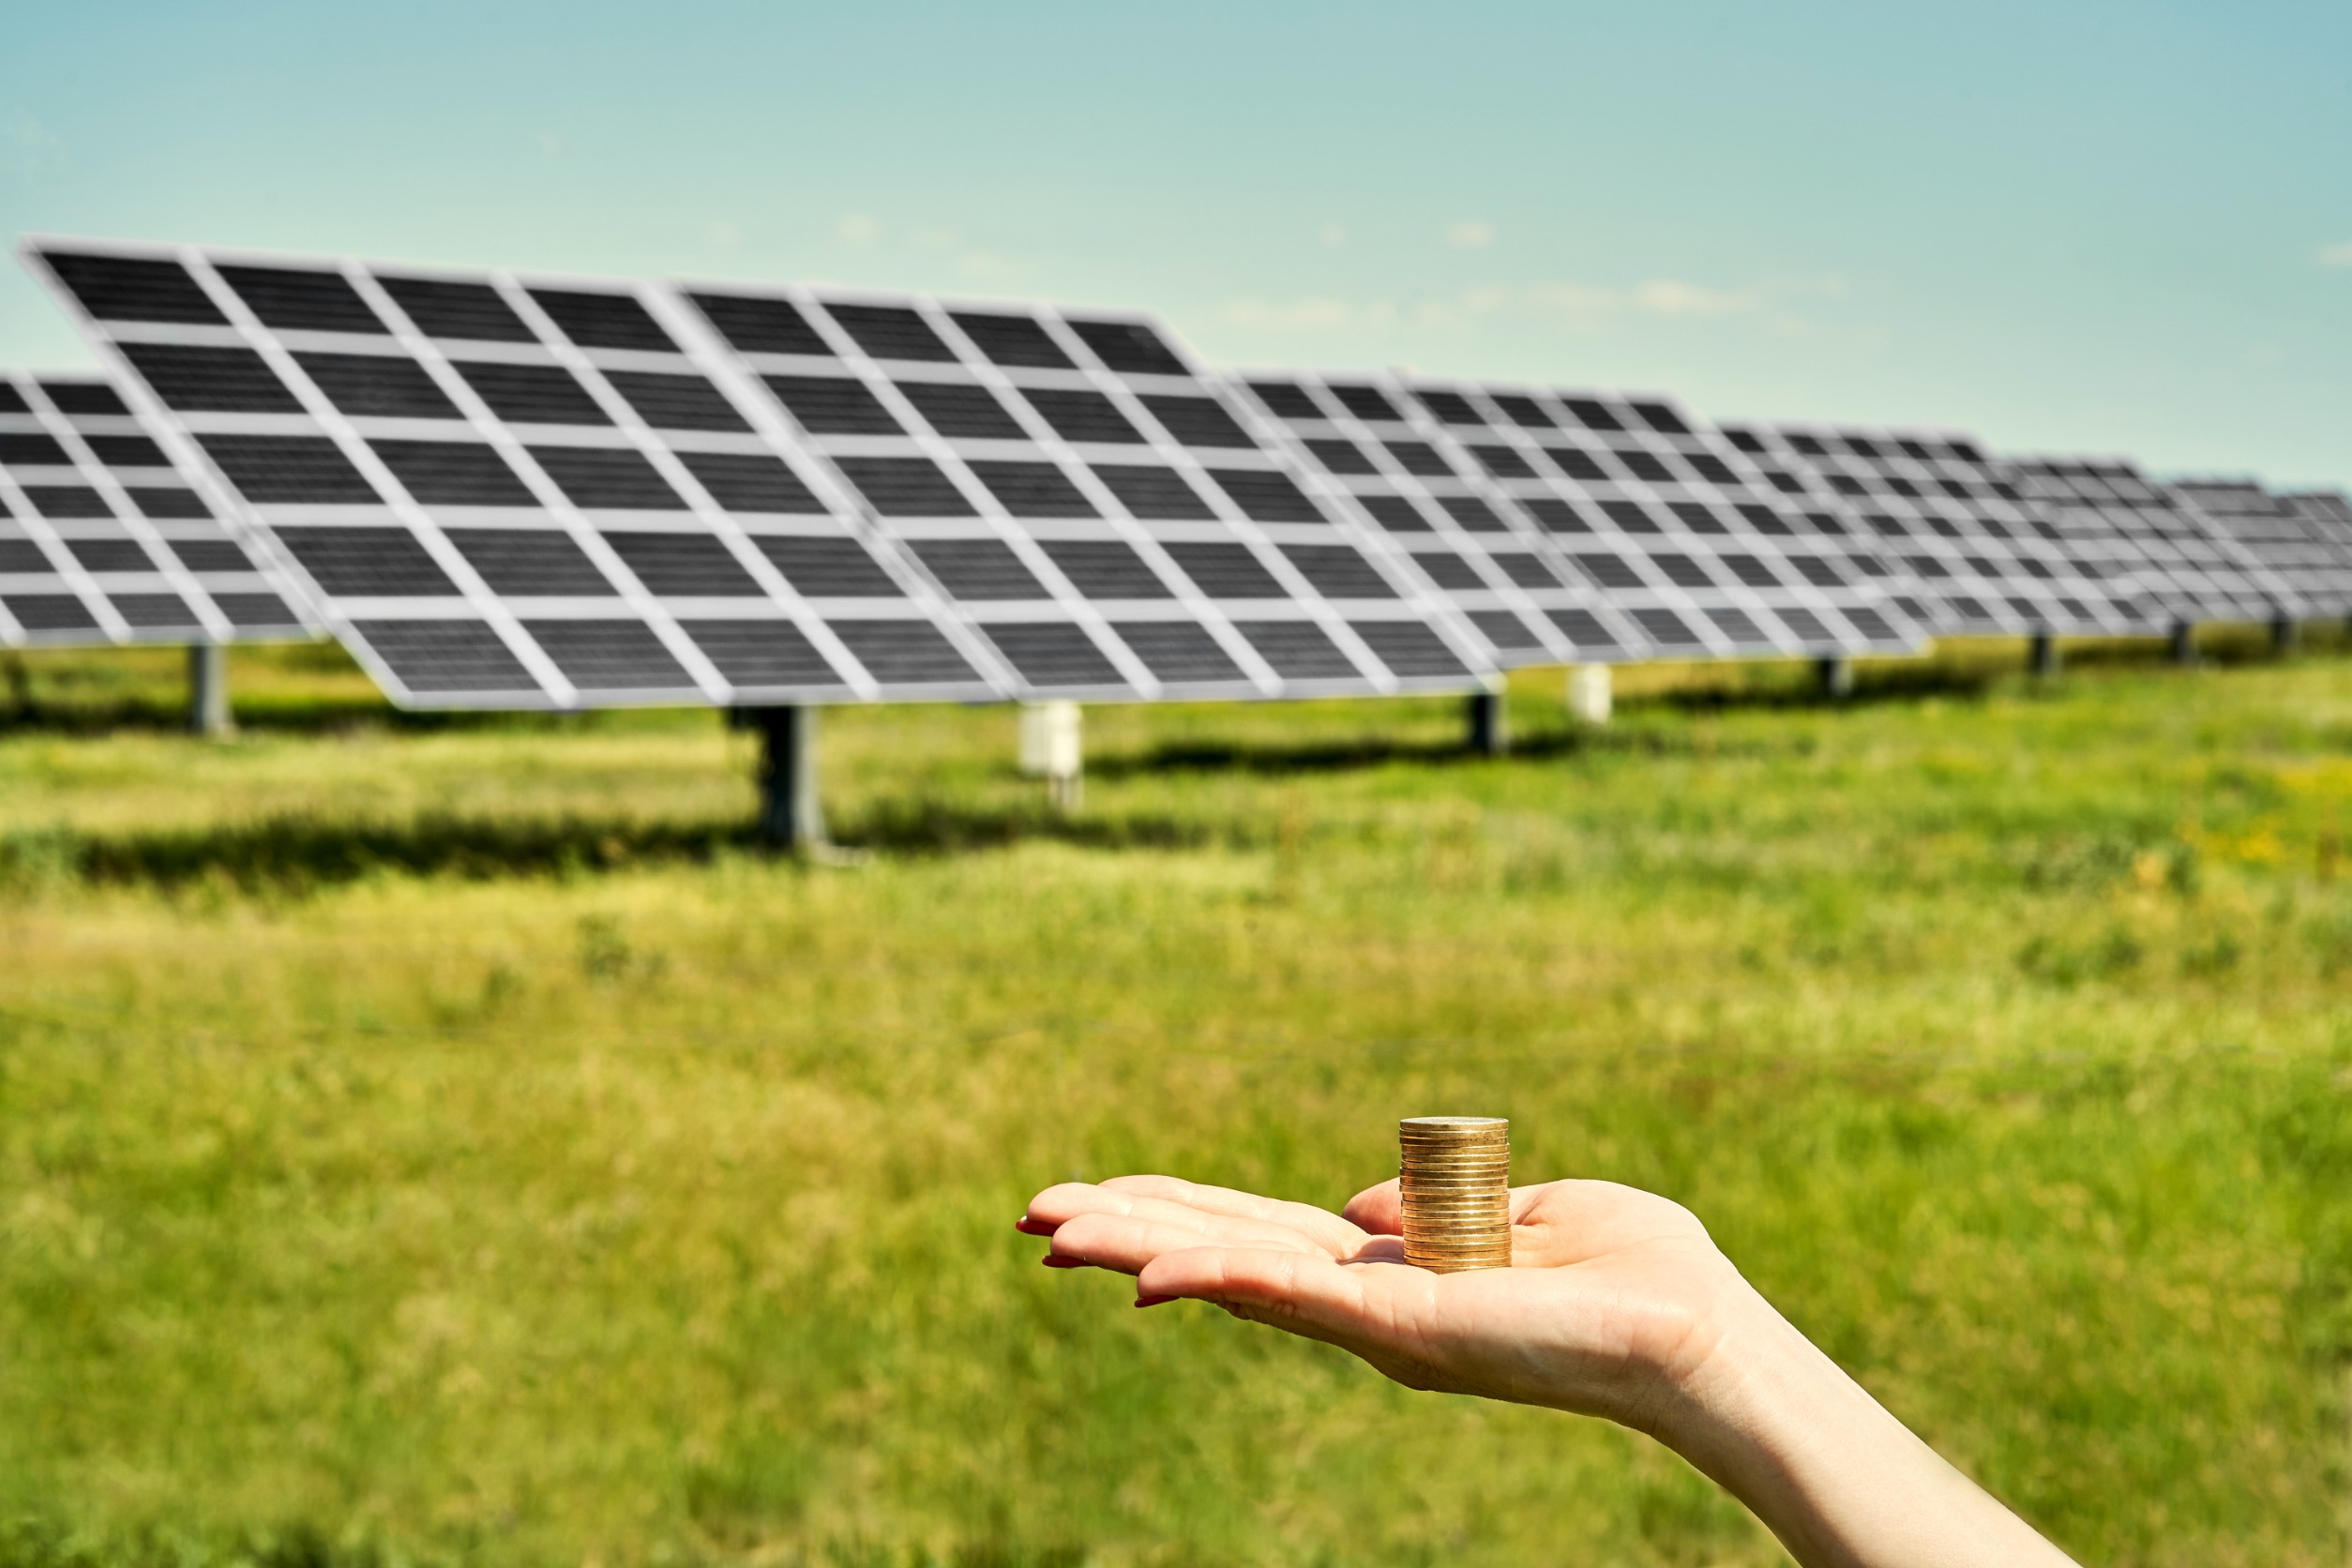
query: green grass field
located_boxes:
[3,636,2348,1568]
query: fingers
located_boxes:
[1098,1175,1368,1255]
[1342,1179,1401,1234]
[1046,1208,1329,1276]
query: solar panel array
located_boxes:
[24,239,1479,709]
[2168,480,2352,617]
[1725,423,2156,637]
[0,370,310,648]
[2003,457,2305,626]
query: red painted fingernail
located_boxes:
[1134,1293,1178,1307]
[1040,1254,1085,1269]
[1015,1216,1053,1234]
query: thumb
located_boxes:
[1343,1179,1402,1234]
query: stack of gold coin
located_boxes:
[1398,1116,1513,1272]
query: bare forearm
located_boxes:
[1648,1286,2077,1568]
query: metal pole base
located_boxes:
[1815,656,1854,700]
[1565,665,1612,725]
[2271,617,2299,655]
[2168,624,2197,666]
[187,642,234,736]
[2028,633,2060,676]
[1019,701,1084,810]
[746,704,828,853]
[1468,690,1507,756]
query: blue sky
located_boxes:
[3,0,2345,485]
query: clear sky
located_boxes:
[2,0,2345,486]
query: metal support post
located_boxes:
[187,642,234,736]
[747,704,826,852]
[2028,632,2060,676]
[1815,656,1855,700]
[1565,664,1612,726]
[2168,623,2197,665]
[2270,617,2299,655]
[1468,689,1507,757]
[1018,701,1083,810]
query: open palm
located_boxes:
[1022,1173,1756,1428]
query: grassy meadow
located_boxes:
[2,632,2349,1568]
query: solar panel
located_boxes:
[2168,480,2352,617]
[1227,372,1651,666]
[0,370,315,647]
[1725,423,2145,637]
[2005,458,2308,626]
[1355,381,1923,659]
[26,238,1489,707]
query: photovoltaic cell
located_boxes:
[2004,457,2302,626]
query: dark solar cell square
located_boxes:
[108,592,201,628]
[1631,400,1691,435]
[1778,608,1832,645]
[690,292,832,356]
[4,594,101,630]
[1245,381,1322,420]
[529,446,686,510]
[1470,609,1545,650]
[0,384,27,414]
[1950,439,1988,462]
[1489,551,1562,589]
[1382,440,1454,477]
[897,381,1025,440]
[373,439,537,507]
[1359,494,1432,532]
[1038,539,1172,599]
[127,488,213,520]
[1618,450,1677,484]
[1112,621,1244,683]
[354,619,537,692]
[1281,543,1395,599]
[822,302,955,362]
[528,289,676,352]
[454,361,609,426]
[122,344,303,414]
[200,435,380,503]
[1718,553,1783,588]
[1651,553,1717,589]
[1138,394,1254,449]
[1163,542,1285,598]
[602,532,761,596]
[213,591,300,628]
[1518,497,1589,533]
[1707,608,1767,646]
[168,539,254,572]
[682,620,843,688]
[523,618,693,689]
[1573,551,1645,589]
[834,456,975,517]
[1736,504,1781,531]
[676,451,822,515]
[379,276,536,341]
[1547,609,1623,653]
[66,538,154,572]
[0,539,53,572]
[1846,607,1896,641]
[297,352,461,419]
[1600,499,1657,533]
[603,370,749,432]
[43,252,226,324]
[827,619,978,684]
[1469,444,1538,479]
[1767,471,1807,495]
[965,460,1096,518]
[1437,495,1505,532]
[1305,438,1377,475]
[1352,620,1467,678]
[1632,608,1706,647]
[1559,397,1623,432]
[1412,550,1485,590]
[1491,393,1554,429]
[1023,388,1145,445]
[442,528,613,595]
[754,536,901,597]
[24,486,115,519]
[1310,386,1397,427]
[980,622,1127,687]
[912,539,1048,600]
[276,525,457,595]
[1413,390,1484,426]
[1210,470,1325,524]
[1790,556,1847,588]
[1091,463,1214,520]
[42,382,128,415]
[1686,454,1739,485]
[1668,502,1726,534]
[1233,620,1356,680]
[761,374,901,435]
[1066,319,1186,376]
[0,433,72,465]
[216,264,384,333]
[83,434,169,468]
[947,311,1073,369]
